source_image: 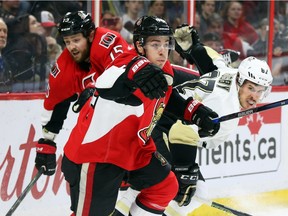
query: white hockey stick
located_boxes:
[194,196,253,216]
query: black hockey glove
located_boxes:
[72,85,96,113]
[126,56,168,100]
[184,99,220,137]
[173,163,199,206]
[174,24,217,75]
[35,138,57,176]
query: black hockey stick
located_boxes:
[5,166,45,216]
[194,196,253,216]
[212,98,288,123]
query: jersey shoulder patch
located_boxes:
[99,32,117,48]
[50,63,60,78]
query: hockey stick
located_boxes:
[5,166,45,216]
[212,98,288,123]
[194,196,253,216]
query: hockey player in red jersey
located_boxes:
[115,25,273,216]
[61,16,220,216]
[34,12,130,180]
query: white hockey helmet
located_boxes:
[237,56,273,100]
[238,56,273,86]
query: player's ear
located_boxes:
[88,30,95,43]
[136,41,145,55]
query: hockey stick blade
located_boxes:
[212,98,288,123]
[194,196,253,216]
[5,166,45,216]
[211,201,253,216]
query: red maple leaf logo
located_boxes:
[246,113,263,140]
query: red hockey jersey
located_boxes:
[42,27,129,128]
[64,50,174,170]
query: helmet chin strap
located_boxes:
[236,80,243,109]
[236,74,246,109]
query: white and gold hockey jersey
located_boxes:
[173,57,241,149]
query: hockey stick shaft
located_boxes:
[5,166,45,216]
[194,196,253,216]
[212,98,288,123]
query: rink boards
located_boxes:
[0,88,288,215]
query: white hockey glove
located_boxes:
[174,24,194,51]
[174,25,200,51]
[169,120,200,146]
[173,24,217,75]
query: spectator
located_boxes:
[100,10,133,44]
[166,1,185,30]
[0,18,12,92]
[248,18,288,85]
[241,1,268,28]
[202,32,223,52]
[275,1,288,32]
[222,1,258,46]
[198,0,216,37]
[194,12,201,32]
[3,14,47,92]
[39,10,62,76]
[0,0,30,22]
[39,10,57,37]
[122,0,144,33]
[206,13,250,59]
[148,0,167,21]
[29,1,83,23]
[248,18,286,59]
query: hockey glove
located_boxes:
[35,138,57,176]
[173,24,200,64]
[173,163,199,206]
[72,85,96,113]
[174,25,217,75]
[169,120,200,146]
[126,56,168,100]
[184,99,220,137]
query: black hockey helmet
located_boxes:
[58,11,95,37]
[133,16,173,48]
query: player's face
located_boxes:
[144,36,171,68]
[238,80,266,109]
[63,33,90,63]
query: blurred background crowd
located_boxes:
[0,0,287,93]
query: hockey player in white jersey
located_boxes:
[162,26,273,215]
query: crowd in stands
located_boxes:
[0,0,85,93]
[0,0,288,93]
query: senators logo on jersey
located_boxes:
[99,32,116,48]
[50,63,60,78]
[138,100,165,144]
